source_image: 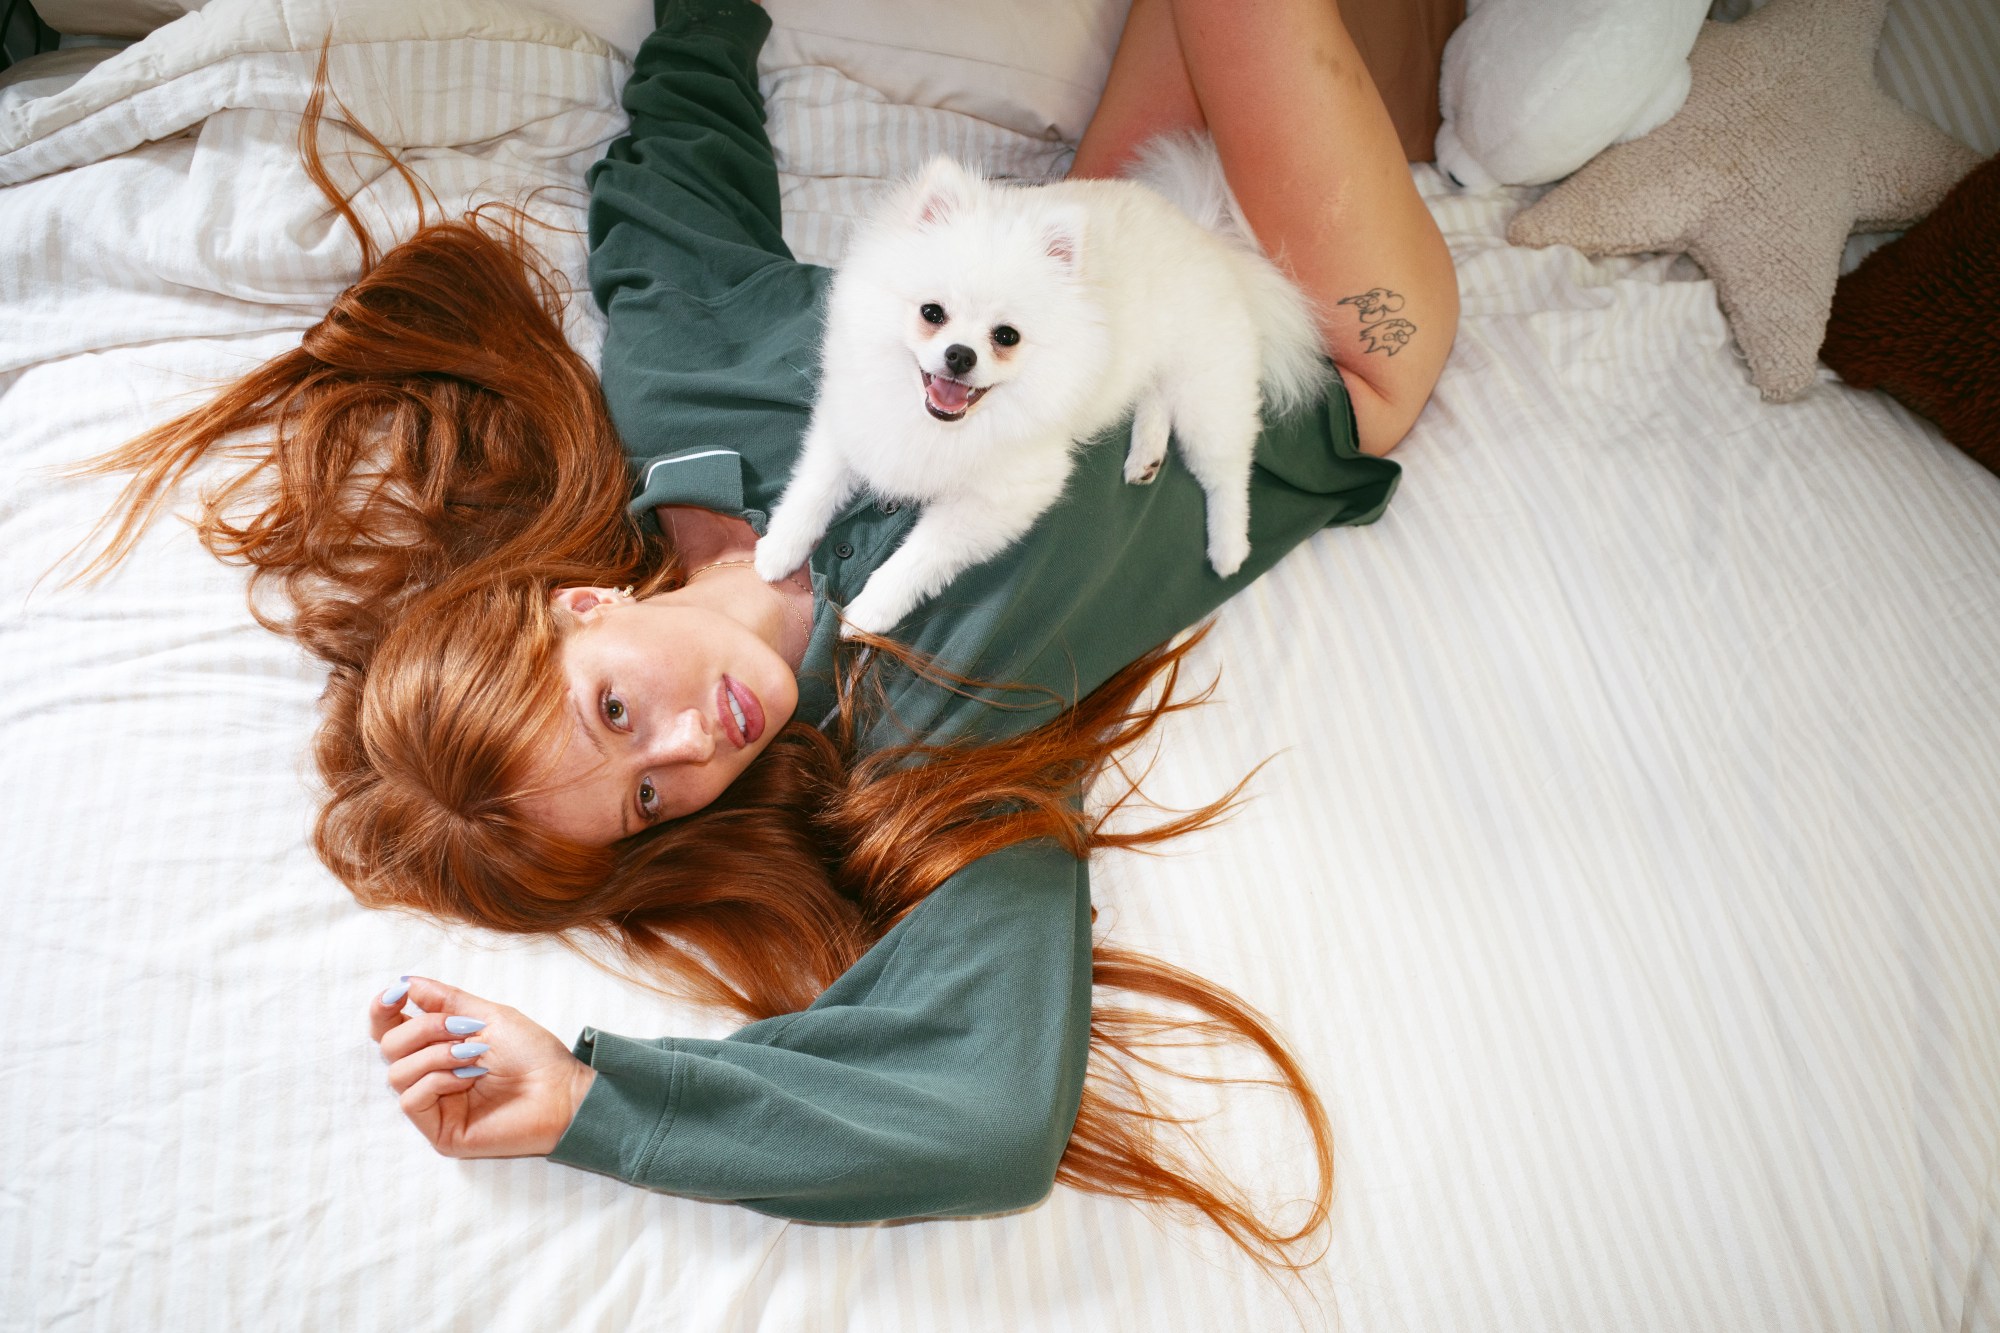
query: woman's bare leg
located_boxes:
[1075,0,1458,456]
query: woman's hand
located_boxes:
[366,976,597,1159]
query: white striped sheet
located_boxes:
[1877,0,2000,154]
[1080,153,2000,1320]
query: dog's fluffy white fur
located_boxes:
[755,132,1330,638]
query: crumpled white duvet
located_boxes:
[0,0,625,374]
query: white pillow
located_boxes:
[1434,0,1710,191]
[33,0,1129,137]
[29,0,186,39]
[759,0,1129,147]
[1436,0,1995,192]
[512,0,651,60]
[0,45,126,112]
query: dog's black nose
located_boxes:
[944,344,977,377]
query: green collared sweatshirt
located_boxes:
[546,0,1400,1222]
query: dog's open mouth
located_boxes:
[922,372,988,422]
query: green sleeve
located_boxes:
[549,838,1094,1221]
[587,0,829,527]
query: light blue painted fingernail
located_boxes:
[450,1042,490,1059]
[380,980,411,1006]
[445,1016,486,1035]
[453,1066,489,1079]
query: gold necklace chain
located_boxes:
[684,557,814,642]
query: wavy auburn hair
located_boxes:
[74,74,1334,1274]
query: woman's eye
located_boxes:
[638,777,659,818]
[603,693,628,728]
[920,302,946,325]
[992,325,1019,347]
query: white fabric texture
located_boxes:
[4,3,1999,1331]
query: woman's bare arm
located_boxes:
[1073,0,1458,457]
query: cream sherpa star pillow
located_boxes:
[1507,0,1980,402]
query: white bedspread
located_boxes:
[3,3,1997,1330]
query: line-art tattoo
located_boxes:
[1338,288,1417,357]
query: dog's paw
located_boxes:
[839,602,890,640]
[1124,400,1171,485]
[1206,530,1250,580]
[753,533,811,583]
[842,574,930,638]
[838,588,894,639]
[1123,456,1163,486]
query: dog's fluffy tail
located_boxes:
[1125,131,1333,420]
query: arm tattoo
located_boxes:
[1337,288,1417,357]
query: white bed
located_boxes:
[3,1,1997,1329]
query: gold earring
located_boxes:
[619,586,634,598]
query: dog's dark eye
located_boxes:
[920,303,946,325]
[992,325,1020,347]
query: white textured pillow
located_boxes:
[33,0,1125,136]
[30,0,188,38]
[759,0,1129,147]
[515,0,650,60]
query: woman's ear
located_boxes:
[551,585,622,620]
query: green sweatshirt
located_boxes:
[547,0,1400,1222]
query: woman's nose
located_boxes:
[654,706,714,765]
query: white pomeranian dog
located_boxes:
[754,132,1331,638]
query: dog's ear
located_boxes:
[1040,203,1087,271]
[907,157,977,228]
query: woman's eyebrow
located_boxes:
[569,692,609,759]
[567,692,630,839]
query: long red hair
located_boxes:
[75,77,1334,1274]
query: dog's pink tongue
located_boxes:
[927,375,972,413]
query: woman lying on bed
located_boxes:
[84,0,1455,1269]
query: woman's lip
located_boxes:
[718,676,763,748]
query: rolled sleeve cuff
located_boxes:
[627,446,766,531]
[1253,360,1400,529]
[547,1028,685,1183]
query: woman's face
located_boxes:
[520,586,799,847]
